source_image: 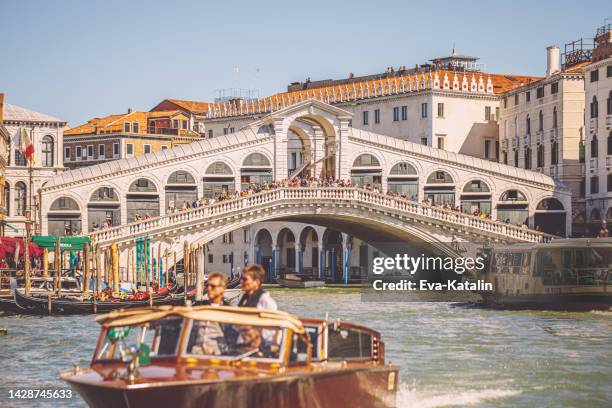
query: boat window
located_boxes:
[289,333,309,364]
[302,325,322,361]
[328,327,372,360]
[96,317,184,361]
[184,321,284,361]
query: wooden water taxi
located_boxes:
[61,306,398,408]
[277,273,325,288]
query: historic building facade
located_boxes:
[63,109,202,169]
[0,94,9,235]
[584,24,612,234]
[498,45,587,235]
[2,99,66,236]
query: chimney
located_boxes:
[127,108,133,114]
[546,46,560,77]
[0,93,4,123]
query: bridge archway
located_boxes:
[88,187,120,229]
[241,153,272,190]
[460,179,492,216]
[127,178,159,222]
[535,197,566,236]
[276,228,296,275]
[387,161,419,199]
[298,226,319,275]
[203,161,235,198]
[253,228,273,278]
[165,170,197,211]
[322,229,344,283]
[425,170,455,206]
[351,153,382,189]
[48,196,81,236]
[496,189,529,225]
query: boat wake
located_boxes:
[396,383,521,408]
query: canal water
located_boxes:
[0,288,610,407]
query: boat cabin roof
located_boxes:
[95,305,305,334]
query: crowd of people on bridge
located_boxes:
[85,175,528,231]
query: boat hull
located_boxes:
[13,289,185,315]
[481,292,612,311]
[277,278,326,289]
[64,365,398,408]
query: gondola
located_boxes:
[13,289,185,316]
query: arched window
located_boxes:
[537,145,544,168]
[90,187,119,202]
[536,198,564,211]
[50,196,80,211]
[167,170,196,184]
[463,180,490,193]
[14,182,26,216]
[205,161,233,175]
[353,154,380,167]
[500,190,527,202]
[526,114,531,135]
[524,147,531,169]
[426,171,453,184]
[42,136,54,167]
[591,96,598,119]
[129,178,157,192]
[538,110,543,132]
[48,197,81,236]
[552,107,558,129]
[551,141,558,165]
[242,153,271,167]
[608,131,612,156]
[389,162,417,175]
[591,135,599,158]
[608,91,612,115]
[514,115,518,137]
[514,149,519,167]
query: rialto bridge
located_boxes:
[39,100,571,276]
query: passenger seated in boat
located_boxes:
[238,264,277,310]
[236,326,279,358]
[203,272,228,306]
[191,320,227,356]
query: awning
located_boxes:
[31,235,91,251]
[0,237,43,257]
[0,221,19,233]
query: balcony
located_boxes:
[607,115,611,130]
[537,132,545,144]
[590,118,598,133]
[502,139,508,150]
[590,158,598,170]
[523,134,531,146]
[607,156,612,167]
[549,128,558,141]
[512,137,519,149]
[549,165,558,178]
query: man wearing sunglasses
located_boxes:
[204,272,228,307]
[238,264,277,310]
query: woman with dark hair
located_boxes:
[238,264,277,310]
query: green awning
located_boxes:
[31,235,91,251]
[0,221,19,233]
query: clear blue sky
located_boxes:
[1,0,610,126]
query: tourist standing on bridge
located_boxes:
[238,264,277,310]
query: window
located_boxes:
[437,137,445,150]
[230,127,235,133]
[243,229,248,243]
[362,111,369,125]
[172,119,179,128]
[421,137,428,146]
[144,144,151,154]
[524,147,531,169]
[580,180,586,198]
[223,128,228,135]
[608,132,612,155]
[514,149,519,167]
[503,97,507,108]
[161,145,168,150]
[87,145,93,159]
[41,136,54,167]
[421,103,428,118]
[485,106,491,121]
[126,143,134,156]
[401,105,407,120]
[495,140,499,159]
[374,109,380,124]
[526,115,531,134]
[503,151,508,164]
[98,144,105,159]
[113,143,120,157]
[124,122,131,132]
[551,82,559,94]
[484,140,491,159]
[208,129,213,138]
[591,96,598,118]
[579,141,585,163]
[590,69,599,82]
[64,147,70,160]
[133,122,139,133]
[182,120,188,129]
[76,146,82,160]
[537,145,544,168]
[526,91,531,102]
[208,254,213,263]
[608,174,612,192]
[514,94,519,105]
[495,107,500,121]
[536,87,544,99]
[551,141,558,165]
[437,103,444,118]
[591,176,599,194]
[607,91,612,115]
[514,115,518,137]
[393,107,399,121]
[553,107,558,129]
[608,65,612,77]
[14,182,26,216]
[591,135,598,158]
[538,110,543,132]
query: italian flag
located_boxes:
[21,128,34,161]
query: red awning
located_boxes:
[0,237,43,258]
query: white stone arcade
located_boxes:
[40,100,571,258]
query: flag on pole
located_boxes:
[20,128,34,161]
